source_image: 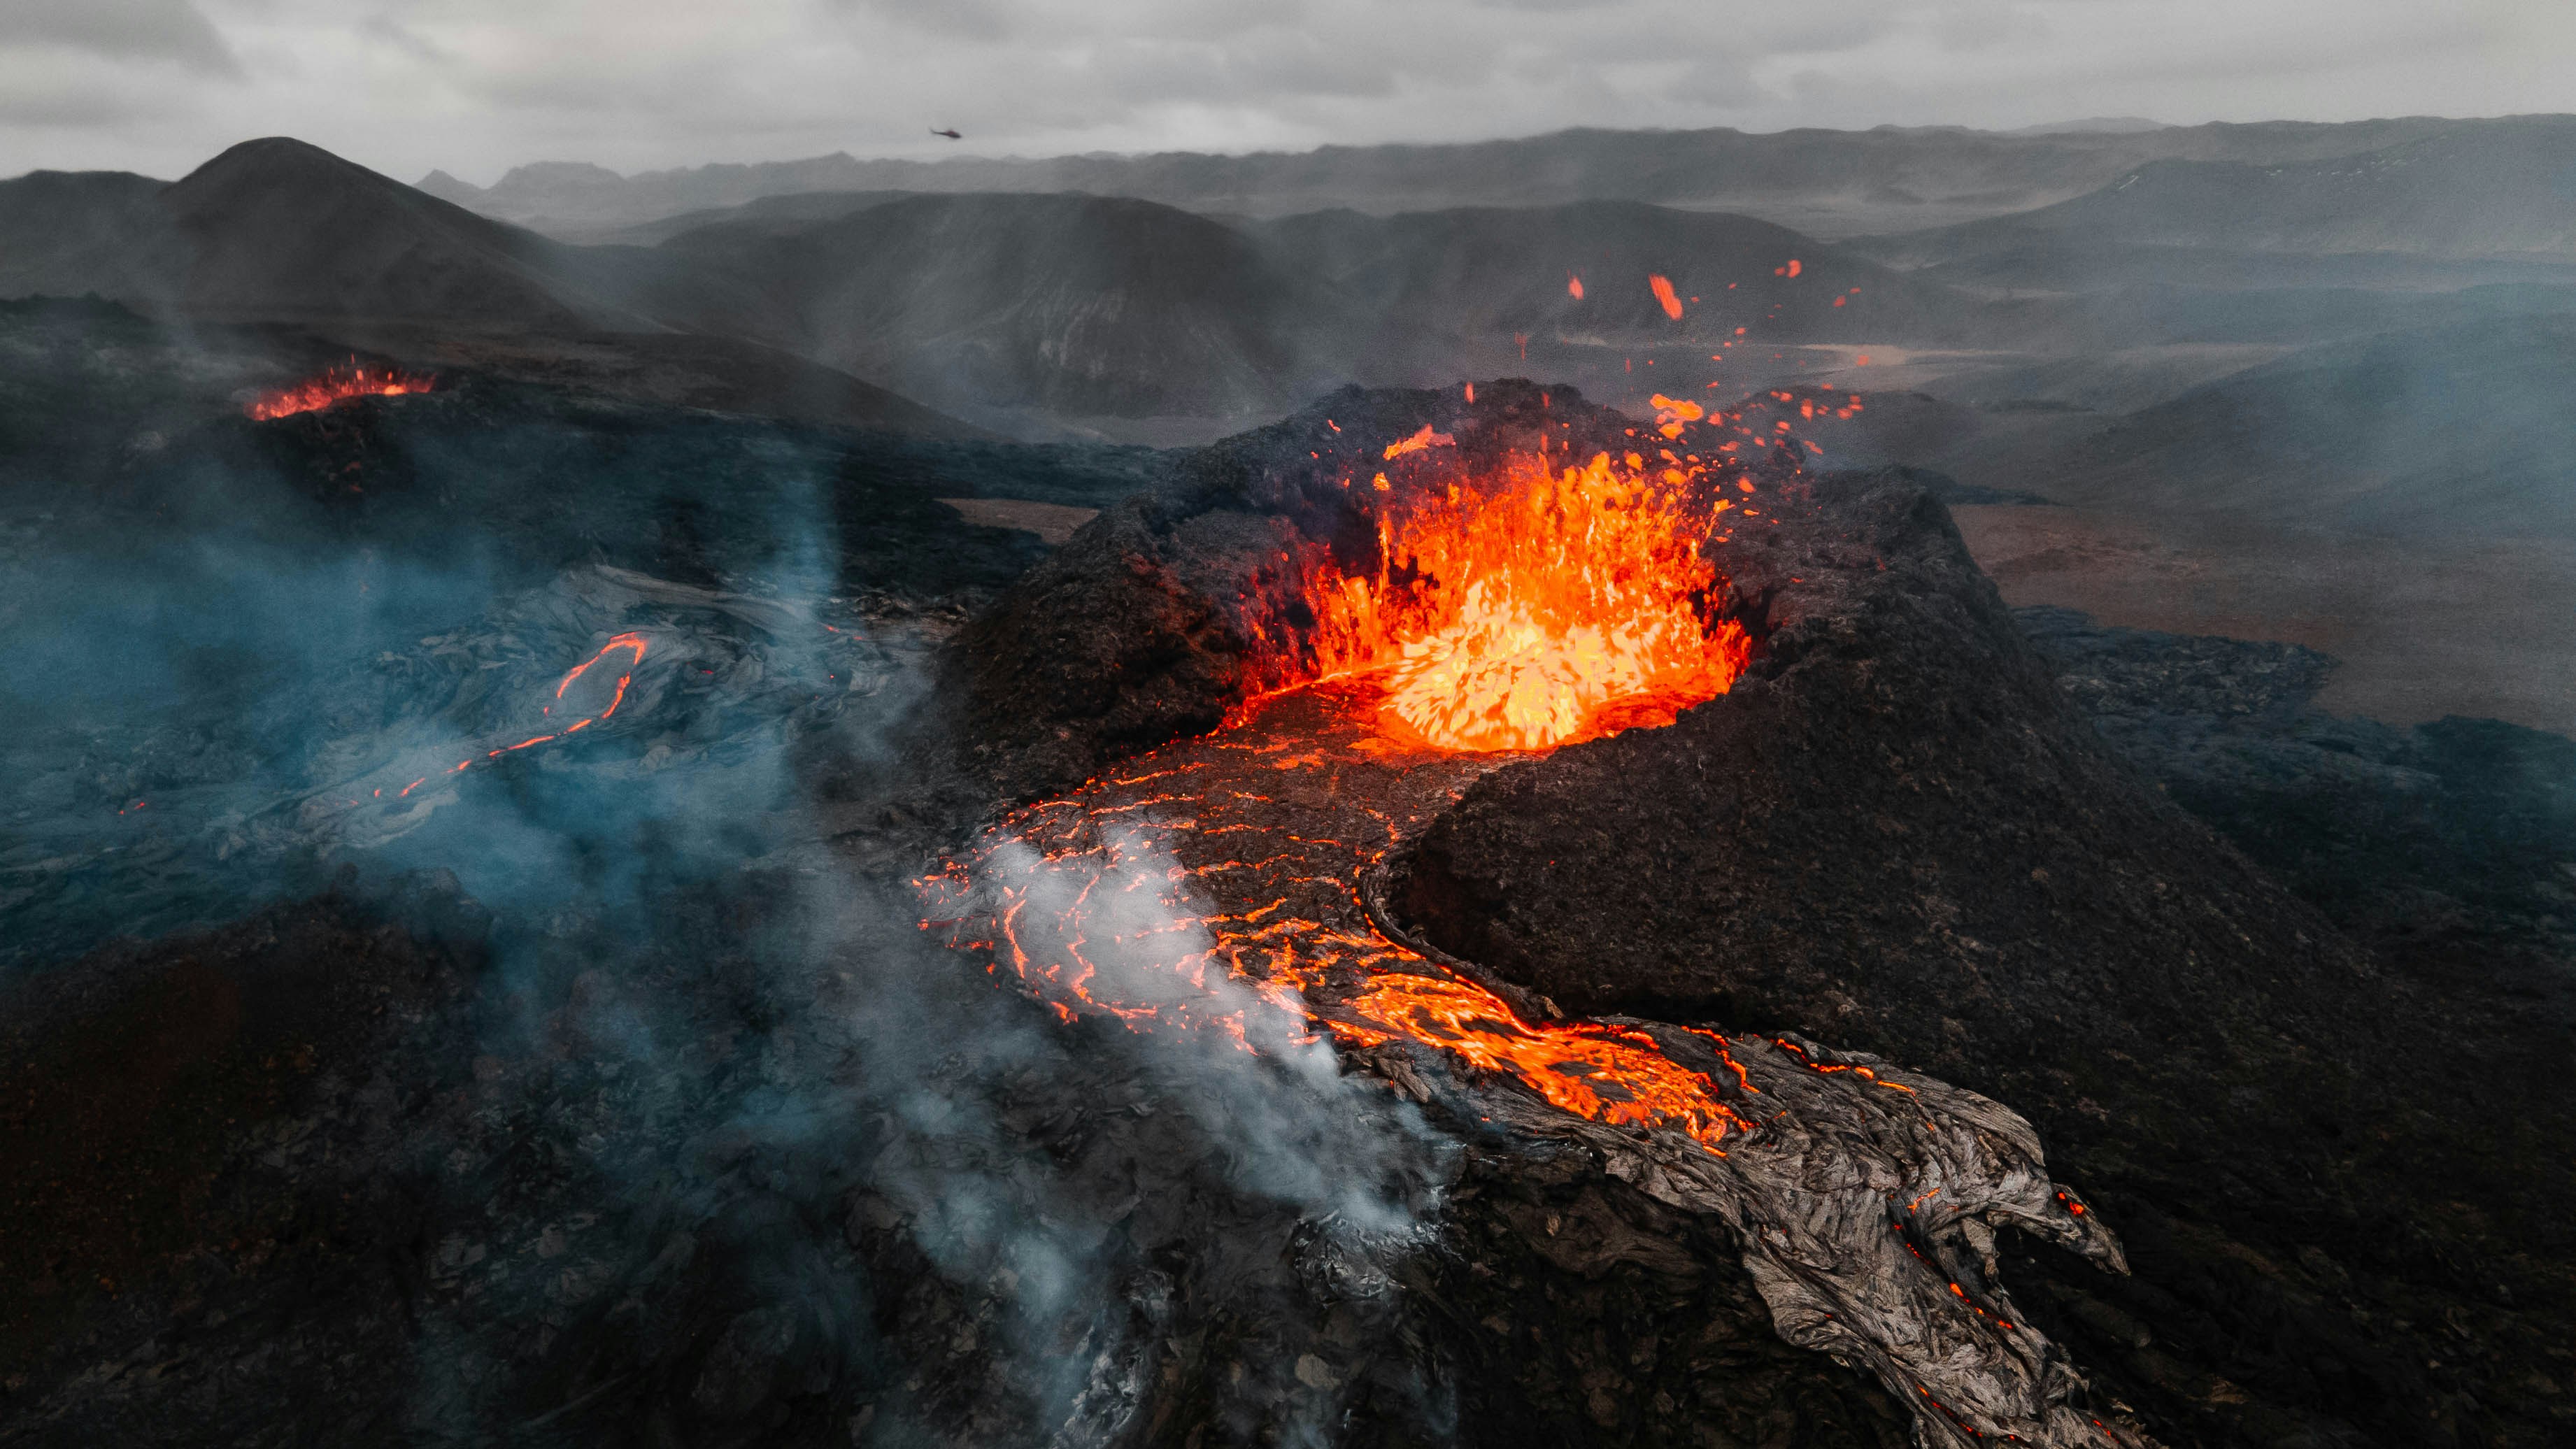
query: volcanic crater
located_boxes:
[919,378,2561,1448]
[920,380,2172,1446]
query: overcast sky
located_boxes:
[1,0,2568,183]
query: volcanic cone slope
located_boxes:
[931,380,2166,1448]
[1383,448,2521,1443]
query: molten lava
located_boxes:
[1288,447,1749,752]
[932,443,1771,1143]
[923,678,1776,1160]
[245,363,435,420]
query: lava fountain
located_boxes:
[930,442,1760,1113]
[1285,441,1751,752]
[245,362,436,421]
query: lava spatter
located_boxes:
[1269,446,1751,753]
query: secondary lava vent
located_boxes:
[245,361,435,420]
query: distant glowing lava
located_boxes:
[245,363,435,420]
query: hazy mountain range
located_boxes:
[6,119,2576,522]
[412,115,2513,243]
[0,137,1981,429]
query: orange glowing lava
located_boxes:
[245,363,434,420]
[922,679,1781,1160]
[446,632,646,776]
[1281,447,1749,753]
[930,440,1774,1151]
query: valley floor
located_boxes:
[1954,505,2576,736]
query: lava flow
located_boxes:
[364,631,647,804]
[923,675,1770,1155]
[930,444,1766,1143]
[924,431,2134,1446]
[245,362,435,420]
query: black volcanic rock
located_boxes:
[0,866,1919,1449]
[2018,603,2576,996]
[942,490,1262,803]
[10,376,2573,1448]
[1378,466,2566,1445]
[1390,469,2368,1071]
[0,877,490,1401]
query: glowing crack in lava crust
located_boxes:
[245,363,435,420]
[924,441,2139,1446]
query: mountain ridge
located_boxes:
[1859,116,2576,264]
[411,115,2545,241]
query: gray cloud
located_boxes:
[0,0,2557,185]
[1,0,239,74]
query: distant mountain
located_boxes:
[590,192,1984,422]
[0,142,989,436]
[164,138,661,326]
[582,190,918,248]
[2003,117,2168,137]
[411,169,485,208]
[618,192,1360,422]
[425,117,2497,242]
[0,138,655,328]
[69,131,2576,453]
[32,137,1983,427]
[1866,117,2576,266]
[429,157,909,241]
[0,170,174,301]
